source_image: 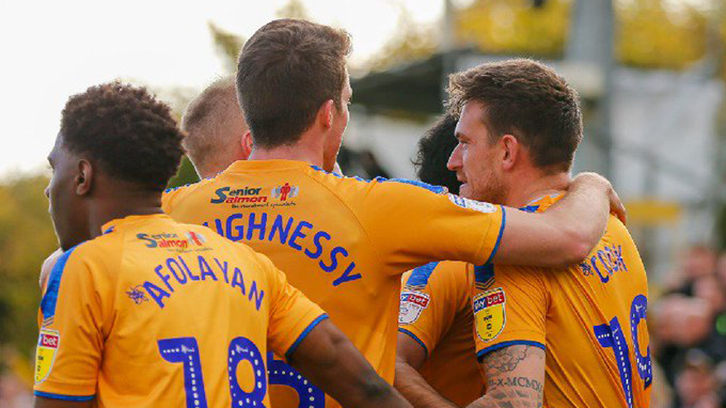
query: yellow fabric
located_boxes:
[162,159,504,408]
[399,263,485,406]
[471,195,652,408]
[33,214,325,408]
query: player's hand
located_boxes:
[570,172,626,225]
[40,249,63,293]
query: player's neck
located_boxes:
[504,171,570,208]
[248,142,324,168]
[88,190,163,240]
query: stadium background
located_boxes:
[1,0,725,407]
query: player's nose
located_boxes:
[447,144,462,171]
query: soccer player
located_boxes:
[181,76,253,179]
[34,82,412,408]
[400,59,651,408]
[396,113,483,407]
[163,19,624,408]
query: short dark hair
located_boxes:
[237,19,352,148]
[414,114,461,194]
[447,59,583,172]
[60,81,185,190]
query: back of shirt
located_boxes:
[33,214,325,408]
[471,195,651,408]
[163,159,504,407]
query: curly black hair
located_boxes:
[60,82,185,190]
[413,113,462,195]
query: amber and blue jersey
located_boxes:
[471,194,651,408]
[399,263,485,406]
[33,214,326,408]
[162,159,505,408]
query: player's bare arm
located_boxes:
[468,345,545,408]
[394,332,459,408]
[288,319,413,408]
[494,172,624,267]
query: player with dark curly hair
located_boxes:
[35,82,412,408]
[413,113,461,195]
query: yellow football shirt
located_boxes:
[33,214,326,408]
[399,263,485,406]
[471,195,651,408]
[162,159,505,408]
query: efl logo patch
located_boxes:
[399,291,430,325]
[473,288,506,342]
[448,194,497,213]
[35,328,60,384]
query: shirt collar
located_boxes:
[101,213,171,235]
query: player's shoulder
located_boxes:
[308,165,447,195]
[404,261,469,291]
[162,176,218,211]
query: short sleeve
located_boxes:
[354,179,505,272]
[33,246,105,401]
[470,264,549,362]
[398,262,470,355]
[259,253,327,360]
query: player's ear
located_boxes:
[501,134,519,171]
[76,159,93,196]
[317,99,335,129]
[241,130,253,159]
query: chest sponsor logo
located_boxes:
[473,288,506,342]
[136,231,207,251]
[211,186,267,205]
[448,194,497,213]
[399,291,430,325]
[34,329,60,384]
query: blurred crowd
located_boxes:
[653,245,726,408]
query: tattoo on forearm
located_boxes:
[486,345,532,373]
[471,345,545,408]
[487,377,543,394]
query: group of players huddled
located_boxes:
[32,18,651,408]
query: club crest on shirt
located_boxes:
[473,288,506,342]
[35,328,60,384]
[399,291,430,325]
[448,194,496,213]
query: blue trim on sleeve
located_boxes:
[40,245,80,320]
[398,328,429,357]
[405,262,440,288]
[477,340,545,362]
[382,178,447,194]
[482,205,506,265]
[34,391,95,401]
[285,314,329,360]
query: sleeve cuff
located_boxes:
[34,391,95,401]
[285,313,329,360]
[477,340,545,362]
[398,328,429,357]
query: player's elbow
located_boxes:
[358,371,397,403]
[557,227,594,266]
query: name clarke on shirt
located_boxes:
[202,211,362,287]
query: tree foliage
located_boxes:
[0,174,57,360]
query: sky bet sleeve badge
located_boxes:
[399,291,431,325]
[35,328,60,384]
[473,288,506,341]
